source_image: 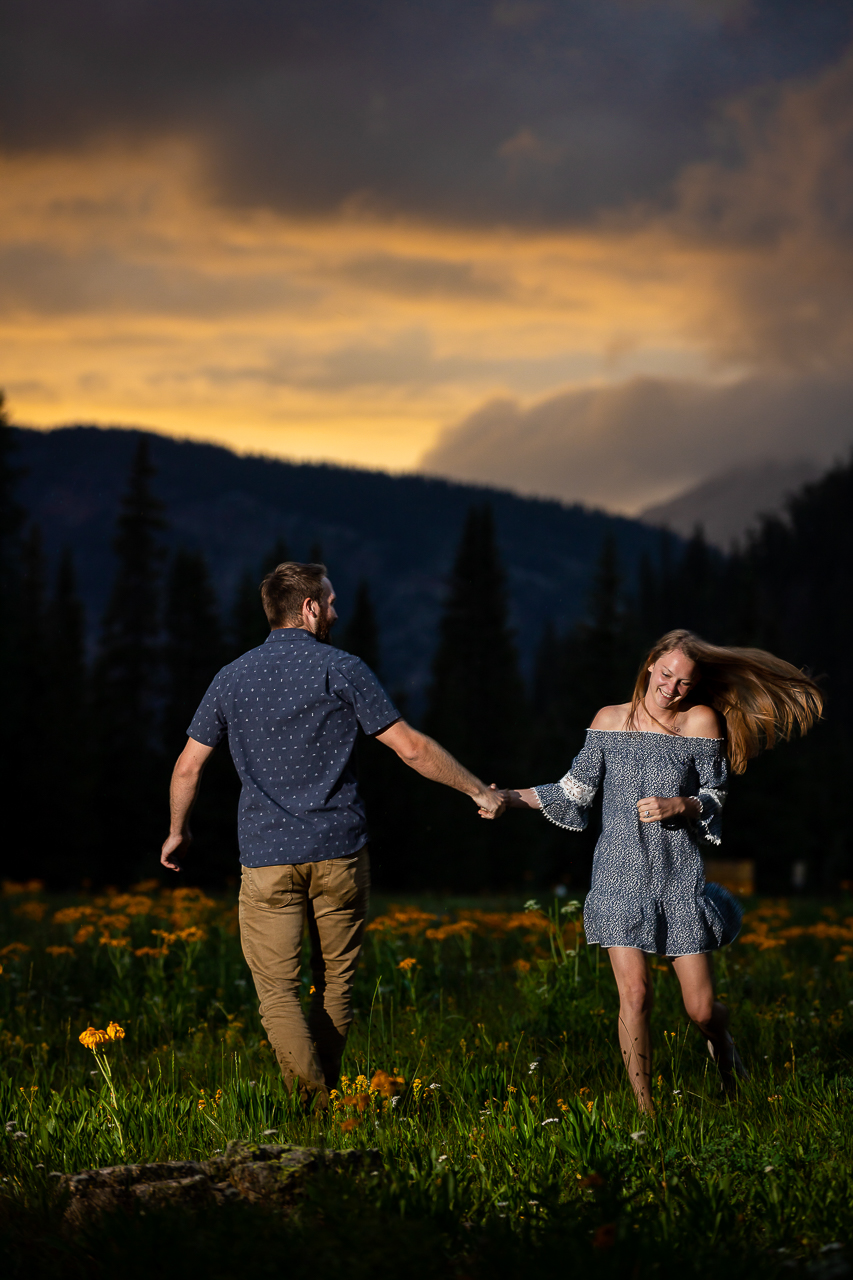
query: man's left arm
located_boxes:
[161,738,215,871]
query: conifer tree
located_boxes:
[425,503,525,784]
[229,538,289,657]
[163,548,224,754]
[0,395,26,838]
[3,525,49,877]
[91,438,166,875]
[0,393,24,624]
[573,533,632,718]
[341,580,381,673]
[43,549,89,883]
[422,504,527,888]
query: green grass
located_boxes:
[2,885,853,1277]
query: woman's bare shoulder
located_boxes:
[681,704,724,738]
[589,703,632,731]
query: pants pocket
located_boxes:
[320,849,370,910]
[240,863,295,910]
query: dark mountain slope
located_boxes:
[14,425,672,700]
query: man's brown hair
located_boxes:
[260,562,328,627]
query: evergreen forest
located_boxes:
[0,398,846,895]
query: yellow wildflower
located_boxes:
[54,905,99,925]
[14,901,47,921]
[74,925,96,945]
[106,1022,125,1040]
[0,942,31,957]
[79,1027,110,1048]
[45,945,74,957]
[2,880,44,895]
[397,957,418,971]
[177,926,206,943]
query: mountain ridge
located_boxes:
[13,424,676,702]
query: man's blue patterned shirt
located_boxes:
[188,629,399,867]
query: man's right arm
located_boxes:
[161,737,215,870]
[375,720,504,817]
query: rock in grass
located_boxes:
[60,1142,381,1227]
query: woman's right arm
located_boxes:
[501,788,541,810]
[500,704,620,812]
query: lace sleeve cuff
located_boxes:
[533,781,589,832]
[693,787,724,847]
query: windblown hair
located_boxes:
[261,562,327,627]
[628,629,823,774]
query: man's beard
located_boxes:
[314,606,334,644]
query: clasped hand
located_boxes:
[477,783,507,819]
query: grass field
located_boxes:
[3,880,853,1278]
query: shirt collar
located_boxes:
[265,628,317,644]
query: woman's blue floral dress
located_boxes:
[533,730,742,956]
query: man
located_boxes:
[161,561,503,1107]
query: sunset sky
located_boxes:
[4,0,853,513]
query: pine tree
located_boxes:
[2,525,49,878]
[229,538,289,658]
[425,503,525,783]
[91,438,166,876]
[0,392,25,625]
[341,580,381,673]
[422,504,527,889]
[572,533,634,719]
[163,548,224,754]
[43,549,90,884]
[0,395,27,848]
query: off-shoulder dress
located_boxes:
[533,730,742,957]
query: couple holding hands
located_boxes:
[163,562,821,1112]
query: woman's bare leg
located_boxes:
[607,947,655,1112]
[671,952,745,1080]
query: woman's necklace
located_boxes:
[641,701,682,735]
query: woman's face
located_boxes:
[646,648,699,713]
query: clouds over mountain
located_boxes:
[420,373,853,514]
[3,0,853,506]
[422,48,853,509]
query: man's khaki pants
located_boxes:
[239,848,370,1108]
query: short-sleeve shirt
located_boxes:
[187,629,400,867]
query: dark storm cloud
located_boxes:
[3,0,850,224]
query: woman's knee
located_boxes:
[619,980,654,1017]
[683,994,715,1026]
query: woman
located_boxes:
[495,629,823,1111]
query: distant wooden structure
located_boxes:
[704,859,755,896]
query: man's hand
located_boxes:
[477,783,506,819]
[637,796,701,823]
[161,830,191,872]
[162,738,214,870]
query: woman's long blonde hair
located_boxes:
[628,629,823,774]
